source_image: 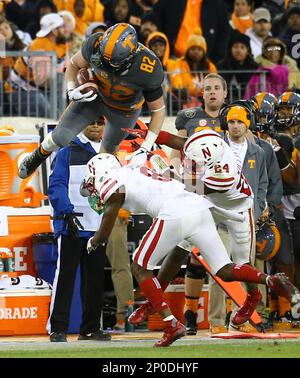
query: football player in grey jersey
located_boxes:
[19,23,166,179]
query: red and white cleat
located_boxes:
[128,301,155,325]
[154,320,186,347]
[231,288,262,326]
[267,273,300,304]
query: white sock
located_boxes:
[163,315,175,322]
[41,132,59,152]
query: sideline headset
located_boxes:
[219,100,256,131]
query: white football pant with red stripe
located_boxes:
[133,209,232,274]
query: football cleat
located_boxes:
[154,320,186,347]
[18,147,50,178]
[209,325,228,334]
[128,301,155,325]
[267,273,300,304]
[50,332,67,342]
[228,321,258,333]
[184,310,197,335]
[231,289,262,326]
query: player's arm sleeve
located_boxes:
[203,173,236,192]
[142,55,165,100]
[175,110,188,131]
[143,86,163,102]
[48,148,74,215]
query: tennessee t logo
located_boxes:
[248,159,255,169]
[256,239,267,254]
[122,35,135,52]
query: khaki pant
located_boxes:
[106,217,134,321]
[254,258,267,319]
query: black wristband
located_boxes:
[275,148,290,170]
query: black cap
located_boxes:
[229,30,251,51]
[286,5,300,17]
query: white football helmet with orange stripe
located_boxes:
[183,130,225,170]
[80,153,121,197]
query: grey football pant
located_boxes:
[52,99,141,153]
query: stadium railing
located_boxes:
[1,51,297,119]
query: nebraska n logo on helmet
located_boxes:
[91,23,139,73]
[183,130,225,170]
[80,153,121,197]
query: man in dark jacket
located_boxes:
[154,0,231,63]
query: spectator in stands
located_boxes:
[25,0,57,39]
[169,28,217,108]
[59,10,83,58]
[217,30,259,99]
[134,0,158,13]
[154,0,231,63]
[230,0,254,34]
[246,7,272,59]
[146,31,174,72]
[261,0,285,20]
[55,0,105,37]
[1,0,36,31]
[0,16,25,81]
[6,13,67,117]
[104,0,143,32]
[271,0,300,36]
[138,11,160,45]
[246,37,300,98]
[48,120,111,343]
[146,31,175,111]
[256,38,300,91]
[279,6,300,68]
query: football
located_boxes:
[76,68,99,95]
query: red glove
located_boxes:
[121,128,147,139]
[122,128,172,146]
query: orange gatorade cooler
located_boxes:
[0,207,52,277]
[0,289,51,335]
[147,284,209,331]
[0,135,47,207]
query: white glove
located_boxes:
[87,237,97,254]
[126,147,148,168]
[68,83,98,102]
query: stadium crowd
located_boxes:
[1,0,300,114]
[0,0,300,345]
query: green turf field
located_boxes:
[1,339,300,358]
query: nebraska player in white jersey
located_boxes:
[124,127,259,331]
[81,153,298,347]
[183,130,256,267]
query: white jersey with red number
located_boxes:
[202,141,254,211]
[96,166,213,220]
